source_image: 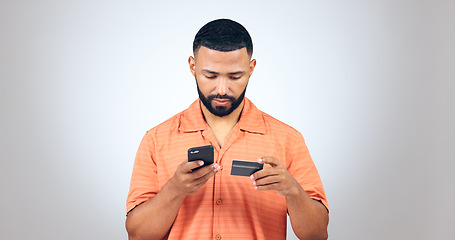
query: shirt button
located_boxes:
[215,234,221,240]
[216,199,222,205]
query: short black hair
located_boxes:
[193,19,253,56]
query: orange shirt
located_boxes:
[127,98,328,240]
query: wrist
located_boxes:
[164,177,188,200]
[284,180,304,199]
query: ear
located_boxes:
[188,56,196,77]
[249,59,257,77]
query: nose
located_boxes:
[215,77,228,96]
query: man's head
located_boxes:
[189,19,256,117]
[193,19,253,57]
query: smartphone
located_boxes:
[188,145,214,171]
[230,160,263,176]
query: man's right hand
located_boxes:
[167,160,221,196]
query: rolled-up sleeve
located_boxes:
[126,131,159,214]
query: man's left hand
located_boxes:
[250,157,301,197]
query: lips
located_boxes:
[213,98,231,106]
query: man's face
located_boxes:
[189,46,256,117]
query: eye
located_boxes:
[230,76,241,80]
[205,75,217,79]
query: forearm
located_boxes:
[126,180,186,240]
[251,157,329,239]
[286,186,329,240]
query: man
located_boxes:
[126,19,329,240]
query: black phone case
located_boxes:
[188,145,214,171]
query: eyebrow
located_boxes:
[202,69,245,75]
[228,71,245,75]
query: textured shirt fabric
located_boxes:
[127,98,328,240]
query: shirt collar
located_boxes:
[238,98,266,134]
[179,97,266,134]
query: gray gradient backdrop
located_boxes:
[1,1,454,239]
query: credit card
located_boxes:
[230,160,263,176]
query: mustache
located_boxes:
[207,94,236,101]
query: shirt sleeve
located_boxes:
[126,131,159,214]
[286,132,329,211]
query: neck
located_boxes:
[200,100,245,147]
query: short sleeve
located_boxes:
[286,132,329,211]
[126,131,159,214]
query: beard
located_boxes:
[196,78,247,117]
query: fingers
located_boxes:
[250,157,285,181]
[193,166,218,185]
[181,160,204,173]
[250,169,290,196]
[250,157,298,196]
[179,161,220,184]
[172,161,221,196]
[258,156,282,167]
[253,174,285,188]
[192,163,221,180]
[185,164,220,194]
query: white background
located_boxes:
[1,1,454,239]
